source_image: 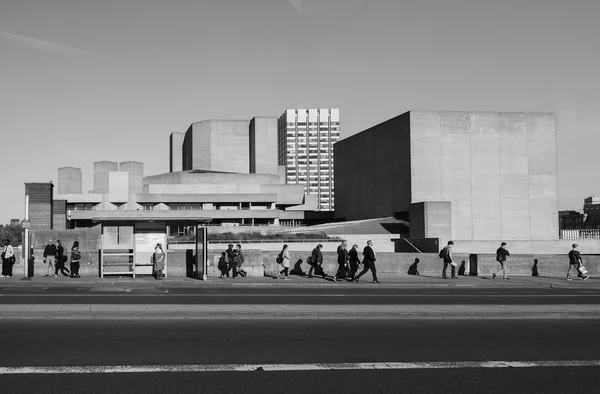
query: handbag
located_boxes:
[578,265,589,276]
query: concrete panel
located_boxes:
[441,133,470,155]
[93,161,118,193]
[528,142,557,175]
[442,175,471,198]
[169,132,185,173]
[501,217,531,240]
[119,161,144,194]
[411,154,441,175]
[108,172,129,203]
[210,120,250,174]
[501,198,530,218]
[470,112,498,135]
[451,200,472,241]
[499,135,529,156]
[411,174,442,201]
[250,117,279,175]
[500,175,530,199]
[530,217,559,240]
[471,174,501,198]
[410,135,441,155]
[471,155,500,174]
[529,199,558,218]
[498,113,527,138]
[529,175,558,199]
[440,112,470,133]
[499,155,529,175]
[441,154,471,175]
[410,111,440,137]
[58,167,82,194]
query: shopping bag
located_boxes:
[578,265,589,276]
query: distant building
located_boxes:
[278,109,340,211]
[335,111,559,244]
[10,219,20,225]
[559,210,585,230]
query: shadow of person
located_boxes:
[532,258,539,277]
[458,260,466,276]
[290,259,305,276]
[217,252,229,278]
[407,258,420,276]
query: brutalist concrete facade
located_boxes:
[334,111,559,242]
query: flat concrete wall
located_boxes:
[170,132,185,173]
[409,111,558,241]
[58,167,82,194]
[250,117,279,175]
[334,112,411,221]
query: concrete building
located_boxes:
[249,117,279,176]
[335,111,559,245]
[182,120,251,174]
[58,167,82,194]
[169,132,185,173]
[278,109,340,211]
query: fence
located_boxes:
[560,229,600,240]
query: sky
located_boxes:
[1,0,600,224]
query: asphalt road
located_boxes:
[2,286,600,305]
[1,320,600,393]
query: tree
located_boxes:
[0,223,22,247]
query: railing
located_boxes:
[560,229,600,240]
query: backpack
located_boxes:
[276,252,283,265]
[439,248,446,259]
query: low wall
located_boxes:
[9,247,600,279]
[451,239,600,255]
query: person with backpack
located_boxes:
[492,242,510,280]
[567,244,589,281]
[54,240,70,277]
[440,241,457,279]
[276,244,291,280]
[308,244,326,279]
[226,244,237,279]
[69,241,82,278]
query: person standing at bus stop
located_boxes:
[43,239,57,277]
[153,243,166,280]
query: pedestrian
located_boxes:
[70,241,81,278]
[335,241,349,281]
[226,244,237,279]
[235,244,247,278]
[440,241,457,279]
[1,240,15,278]
[532,259,539,277]
[308,244,326,279]
[347,244,361,281]
[277,244,291,280]
[153,243,166,280]
[353,240,379,283]
[567,244,589,281]
[218,252,229,278]
[54,240,70,277]
[492,242,510,280]
[43,239,57,277]
[408,258,420,276]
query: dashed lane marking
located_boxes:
[1,360,599,374]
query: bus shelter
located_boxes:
[92,217,211,279]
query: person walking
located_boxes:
[54,240,70,277]
[335,241,349,281]
[347,244,361,281]
[567,244,589,281]
[69,241,82,278]
[1,240,15,278]
[277,244,291,280]
[234,244,247,278]
[440,241,457,279]
[308,244,326,279]
[353,240,379,283]
[492,242,510,280]
[43,239,57,277]
[153,243,166,280]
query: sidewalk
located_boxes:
[1,274,598,289]
[0,304,598,320]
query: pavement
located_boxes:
[2,273,599,288]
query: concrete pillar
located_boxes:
[94,161,119,194]
[58,167,82,194]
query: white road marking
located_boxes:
[2,294,600,297]
[1,360,599,374]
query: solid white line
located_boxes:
[1,360,599,374]
[2,294,600,297]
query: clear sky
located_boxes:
[1,0,599,224]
